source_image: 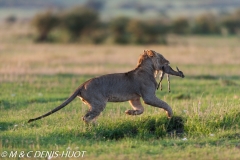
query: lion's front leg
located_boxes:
[125,97,144,115]
[142,93,173,118]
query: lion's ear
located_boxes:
[146,50,156,57]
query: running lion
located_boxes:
[28,50,184,124]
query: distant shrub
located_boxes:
[109,17,130,44]
[109,18,170,44]
[31,11,60,42]
[30,6,240,44]
[78,22,109,44]
[171,17,190,34]
[143,20,170,44]
[221,9,240,34]
[61,7,99,42]
[127,19,146,44]
[192,13,220,34]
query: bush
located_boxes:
[143,20,169,44]
[61,7,99,42]
[127,19,146,44]
[109,17,130,44]
[221,9,240,34]
[30,6,240,44]
[192,13,220,34]
[78,22,109,44]
[31,11,60,42]
[171,17,190,34]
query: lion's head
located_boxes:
[137,50,169,71]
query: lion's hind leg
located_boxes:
[125,97,144,115]
[82,110,101,124]
[82,101,106,124]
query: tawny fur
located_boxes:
[28,50,184,124]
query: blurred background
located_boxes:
[0,0,240,76]
[0,0,239,44]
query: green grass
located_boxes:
[0,74,240,159]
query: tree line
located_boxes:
[31,6,240,44]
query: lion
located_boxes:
[28,50,184,124]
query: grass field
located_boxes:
[0,24,240,159]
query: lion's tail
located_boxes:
[28,88,80,123]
